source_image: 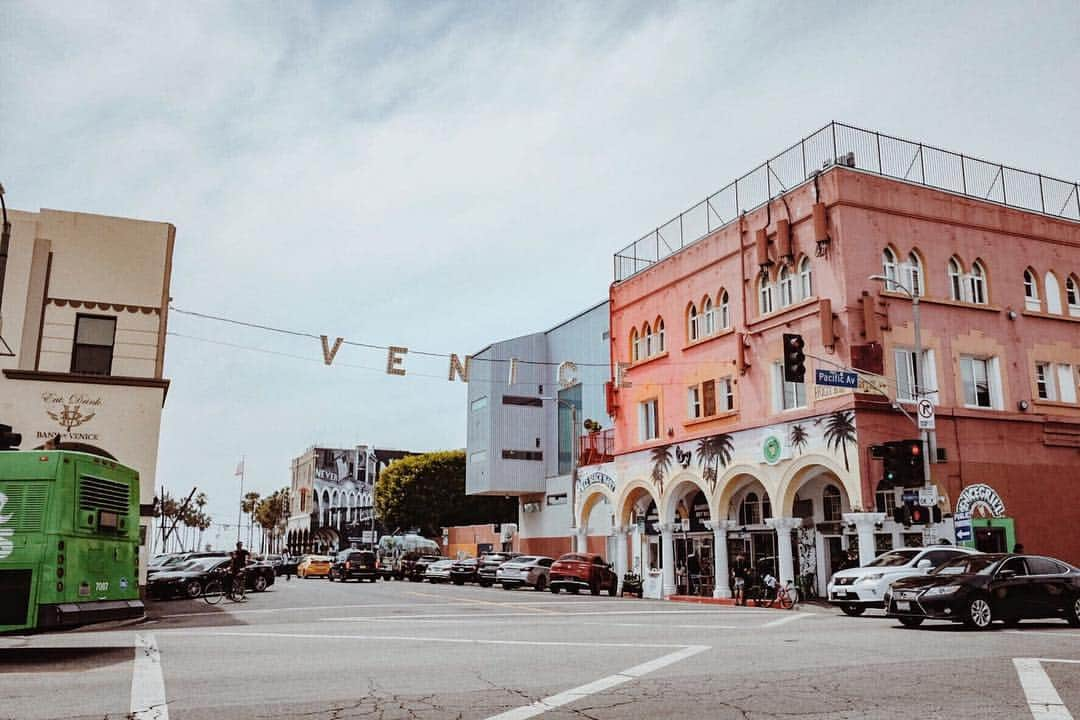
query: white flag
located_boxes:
[235,459,244,477]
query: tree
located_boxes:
[789,424,809,455]
[241,491,261,549]
[649,445,673,495]
[696,434,734,492]
[255,488,290,553]
[822,410,857,471]
[374,451,515,537]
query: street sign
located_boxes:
[815,369,859,388]
[954,512,972,542]
[917,399,936,430]
[918,487,938,507]
[902,490,919,503]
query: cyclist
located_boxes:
[229,541,250,596]
[762,569,778,601]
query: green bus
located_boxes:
[0,450,144,634]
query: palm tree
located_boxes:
[649,445,673,495]
[696,434,735,492]
[823,410,857,471]
[242,491,261,549]
[789,424,809,455]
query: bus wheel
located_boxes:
[185,580,203,599]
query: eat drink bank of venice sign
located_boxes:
[577,471,616,495]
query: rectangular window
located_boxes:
[71,314,117,376]
[502,395,543,407]
[960,356,995,408]
[701,379,717,417]
[557,385,582,475]
[894,349,938,404]
[774,363,806,411]
[1056,363,1077,404]
[639,399,659,441]
[470,396,489,412]
[687,386,702,419]
[718,377,734,411]
[501,449,543,461]
[1036,363,1054,400]
[470,450,488,464]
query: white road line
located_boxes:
[155,598,651,619]
[131,633,169,720]
[327,608,763,622]
[191,630,690,650]
[1006,630,1080,639]
[1013,658,1074,719]
[483,644,709,720]
[760,613,813,629]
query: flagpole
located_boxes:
[236,456,244,545]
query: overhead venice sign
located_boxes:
[577,471,616,494]
[955,484,1006,519]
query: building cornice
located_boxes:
[3,369,170,405]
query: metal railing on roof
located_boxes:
[613,121,1080,282]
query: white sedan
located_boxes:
[424,559,455,583]
[828,545,979,615]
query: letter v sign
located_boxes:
[320,335,344,366]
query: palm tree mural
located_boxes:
[649,445,673,495]
[822,410,857,471]
[696,433,735,493]
[789,424,809,455]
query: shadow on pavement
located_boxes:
[0,646,133,672]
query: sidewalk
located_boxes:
[667,594,836,613]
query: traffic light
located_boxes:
[0,424,22,451]
[782,333,806,383]
[909,505,931,525]
[880,439,924,486]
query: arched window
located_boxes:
[702,296,715,336]
[1024,268,1040,311]
[948,258,964,301]
[798,257,813,299]
[719,290,730,329]
[906,252,924,296]
[643,322,653,356]
[739,492,761,525]
[1066,275,1080,317]
[687,303,699,341]
[882,248,898,288]
[630,328,641,362]
[778,265,794,307]
[823,485,842,522]
[758,271,775,315]
[969,260,987,305]
[1045,271,1063,315]
[656,318,665,352]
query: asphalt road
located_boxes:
[2,575,1078,719]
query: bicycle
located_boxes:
[748,580,797,610]
[203,572,247,605]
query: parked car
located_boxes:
[828,545,978,616]
[298,555,332,578]
[147,551,227,578]
[376,534,442,580]
[477,553,521,587]
[496,556,553,591]
[449,557,478,585]
[328,550,378,582]
[424,559,455,583]
[410,555,444,582]
[146,557,275,599]
[549,553,618,596]
[886,553,1080,630]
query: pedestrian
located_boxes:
[282,551,294,581]
[686,552,700,596]
[731,554,748,606]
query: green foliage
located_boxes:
[374,450,516,537]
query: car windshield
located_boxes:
[180,558,223,571]
[931,556,1000,576]
[865,550,919,567]
[510,556,539,564]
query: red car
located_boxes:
[549,553,618,596]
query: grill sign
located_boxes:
[0,492,12,559]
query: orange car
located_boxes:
[297,555,332,578]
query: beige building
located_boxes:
[0,207,174,581]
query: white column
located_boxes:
[705,520,735,599]
[844,512,886,567]
[575,527,588,554]
[659,523,677,597]
[766,517,802,587]
[614,526,629,594]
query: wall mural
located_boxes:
[819,410,856,472]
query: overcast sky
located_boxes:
[3,1,1078,540]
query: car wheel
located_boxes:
[453,579,464,586]
[185,580,203,599]
[550,585,560,594]
[590,579,600,596]
[1068,595,1080,627]
[253,575,268,592]
[898,616,924,628]
[569,586,580,595]
[607,583,617,597]
[534,576,547,592]
[479,581,491,588]
[841,605,866,617]
[963,596,994,630]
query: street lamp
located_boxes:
[539,395,580,534]
[868,274,934,498]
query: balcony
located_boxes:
[579,428,615,467]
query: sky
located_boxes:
[2,1,1079,540]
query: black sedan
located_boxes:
[886,553,1080,630]
[450,558,478,585]
[147,557,276,599]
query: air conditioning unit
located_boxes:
[500,523,518,541]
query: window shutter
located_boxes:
[702,380,716,417]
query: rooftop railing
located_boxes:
[613,121,1080,282]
